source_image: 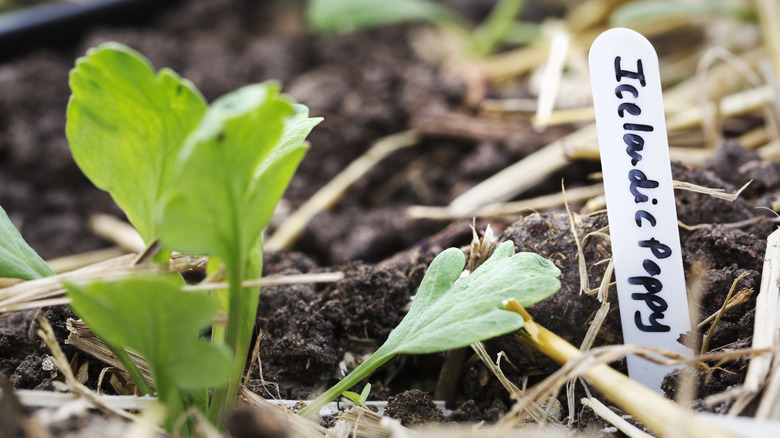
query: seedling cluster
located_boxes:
[0,41,320,433]
[300,241,560,417]
[0,42,563,433]
[64,42,323,431]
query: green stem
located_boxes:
[224,267,247,416]
[225,263,245,363]
[207,241,263,426]
[150,245,171,265]
[298,348,395,418]
[211,323,226,344]
[107,343,153,396]
[470,0,526,57]
[206,262,243,426]
[159,377,188,435]
[207,385,227,425]
[210,260,258,427]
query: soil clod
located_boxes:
[385,389,444,426]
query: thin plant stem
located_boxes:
[150,247,171,265]
[215,264,248,425]
[207,382,228,425]
[108,343,153,396]
[211,252,261,427]
[159,377,189,435]
[298,348,394,418]
[470,0,526,57]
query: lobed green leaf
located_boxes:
[0,205,54,280]
[66,42,207,243]
[385,240,561,354]
[298,241,561,417]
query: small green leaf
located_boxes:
[66,42,207,243]
[66,275,233,391]
[306,0,459,34]
[159,83,320,273]
[468,0,527,57]
[341,390,361,405]
[0,205,54,280]
[299,241,560,417]
[359,383,371,405]
[342,384,371,406]
[386,241,561,354]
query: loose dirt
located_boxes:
[0,0,777,435]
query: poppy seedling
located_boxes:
[342,383,372,407]
[299,241,561,417]
[159,81,321,425]
[64,42,321,431]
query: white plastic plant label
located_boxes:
[588,28,692,392]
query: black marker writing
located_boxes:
[635,210,657,227]
[639,238,672,259]
[629,169,659,203]
[643,259,661,276]
[615,56,646,86]
[618,102,641,117]
[613,54,674,333]
[615,84,638,98]
[624,134,644,165]
[623,123,654,132]
[634,310,670,332]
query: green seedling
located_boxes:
[299,241,561,417]
[64,43,321,430]
[66,275,232,433]
[0,205,54,280]
[342,383,371,407]
[306,0,459,34]
[159,82,320,424]
[468,0,530,57]
[306,0,537,57]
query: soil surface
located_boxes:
[0,0,777,436]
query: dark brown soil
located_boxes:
[385,389,444,426]
[0,0,777,435]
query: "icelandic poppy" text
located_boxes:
[614,56,671,333]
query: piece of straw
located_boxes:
[266,130,419,252]
[89,214,145,253]
[533,22,571,131]
[407,184,604,220]
[447,125,594,216]
[502,299,753,438]
[580,397,653,438]
[729,229,780,415]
